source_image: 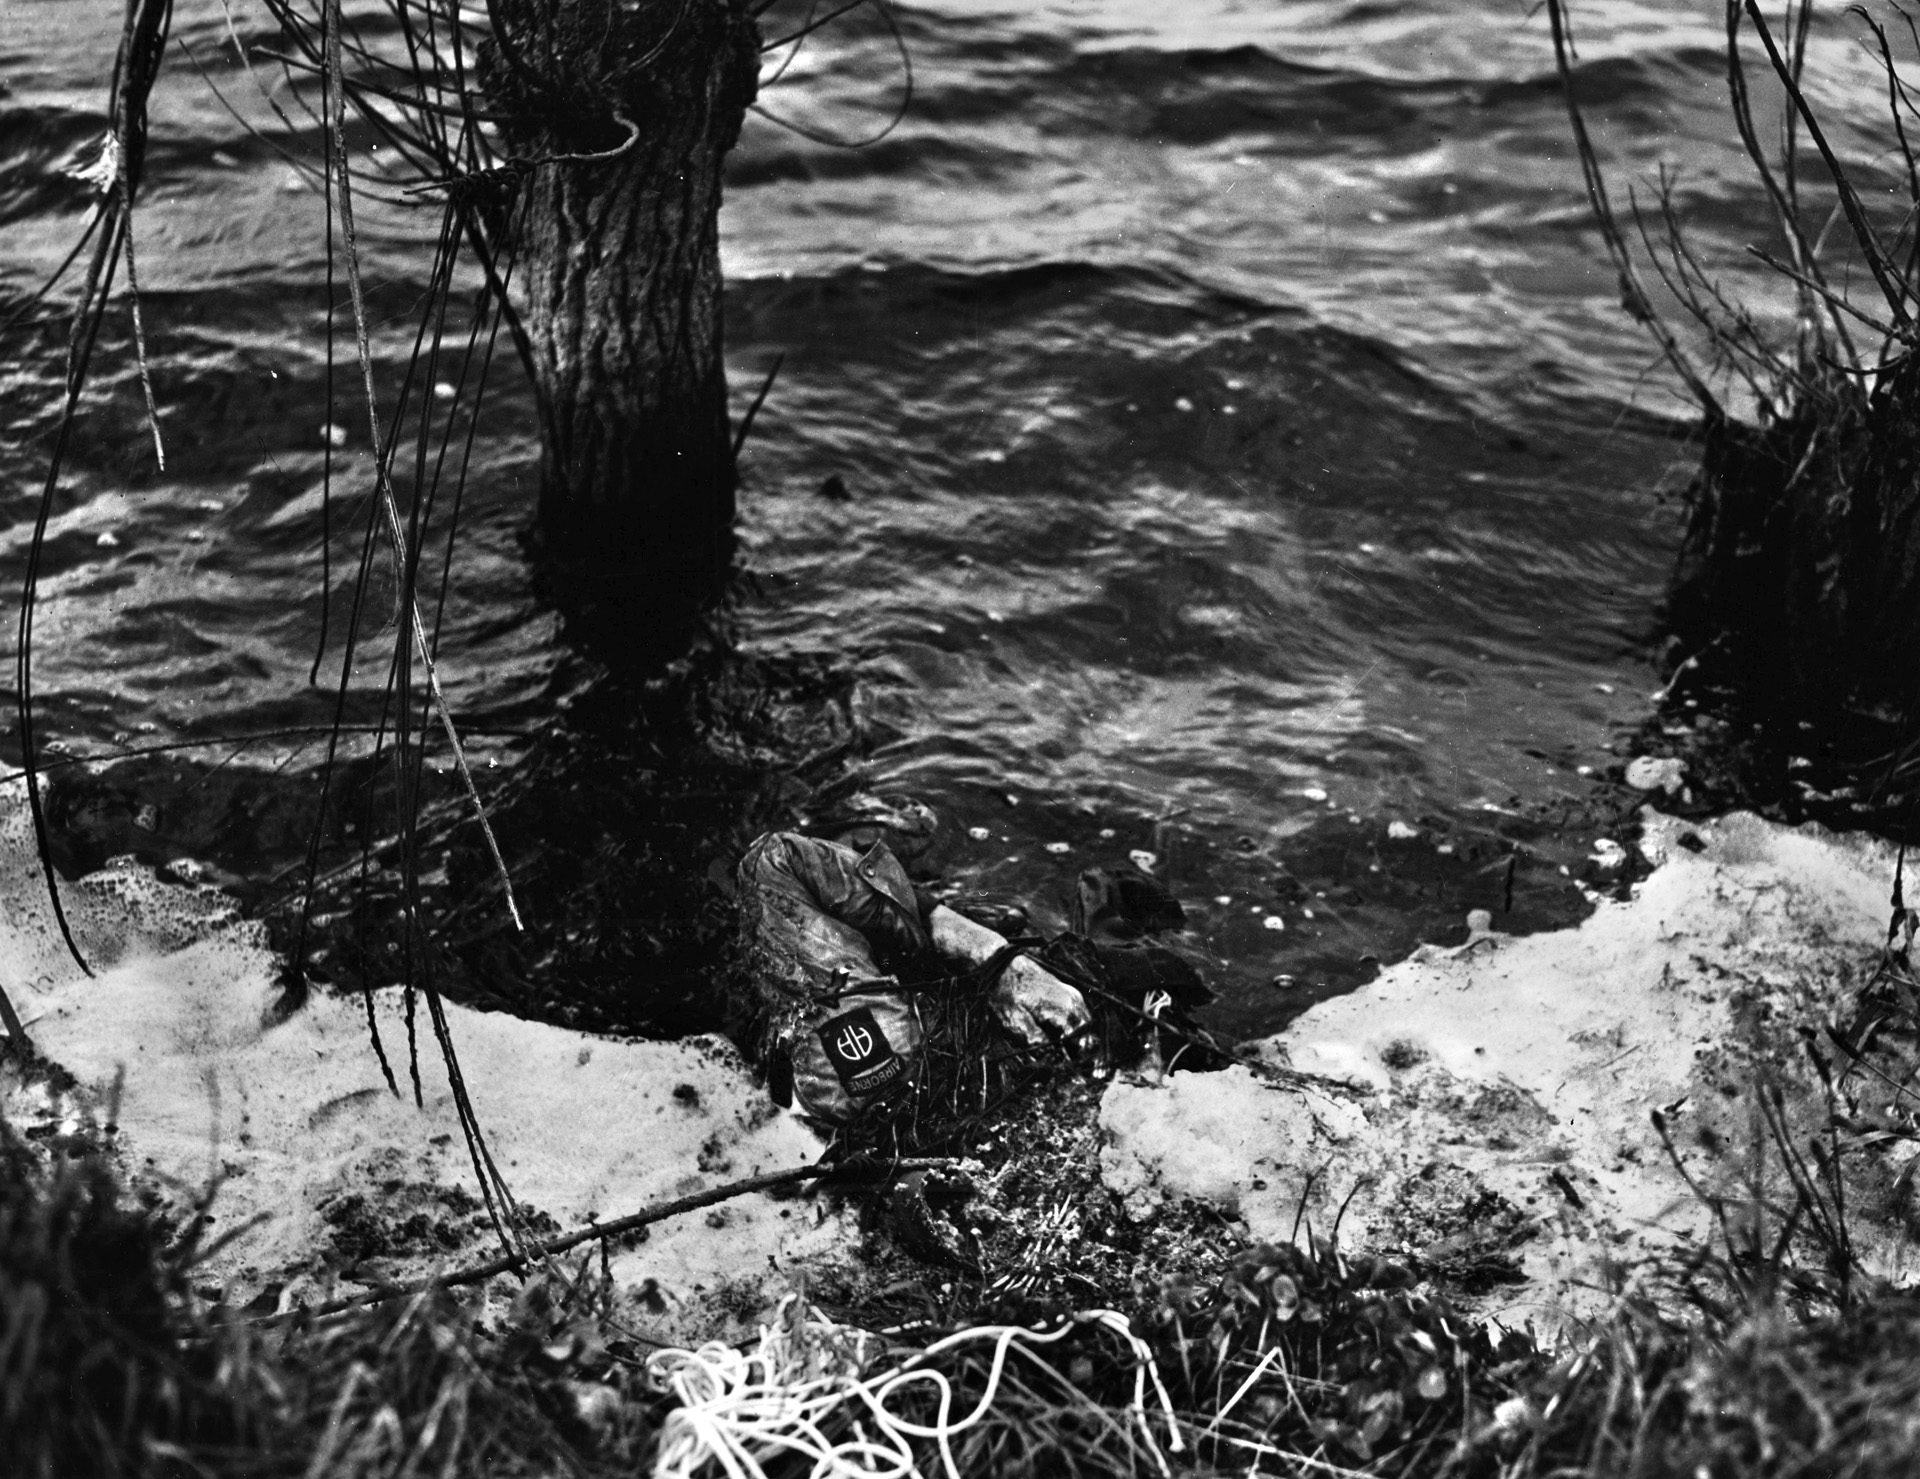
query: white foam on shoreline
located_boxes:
[1100,810,1917,1327]
[0,784,853,1334]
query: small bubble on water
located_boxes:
[95,531,119,548]
[1213,895,1232,906]
[321,423,347,447]
[1128,849,1157,874]
[1098,827,1116,839]
[968,826,991,841]
[1262,915,1286,931]
[1173,397,1194,412]
[434,381,457,400]
[1045,841,1070,854]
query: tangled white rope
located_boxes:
[648,1296,1183,1479]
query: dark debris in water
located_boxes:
[391,645,879,1038]
[913,779,1647,1041]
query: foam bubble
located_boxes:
[0,780,260,996]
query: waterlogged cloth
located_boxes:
[735,831,933,1122]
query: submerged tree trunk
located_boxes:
[484,0,759,655]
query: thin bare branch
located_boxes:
[1748,244,1901,339]
[1723,0,1858,360]
[248,1157,958,1326]
[1544,0,1721,415]
[1744,0,1914,332]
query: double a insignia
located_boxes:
[836,1019,873,1060]
[815,1004,905,1096]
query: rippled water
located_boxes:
[2,0,1906,1034]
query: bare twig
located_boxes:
[248,1157,956,1326]
[0,982,31,1057]
[1544,0,1721,415]
[1748,245,1901,338]
[1744,0,1914,333]
[320,0,524,936]
[1724,0,1852,360]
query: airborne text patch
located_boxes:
[815,1005,905,1096]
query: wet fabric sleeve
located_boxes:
[736,833,928,1012]
[734,831,932,1119]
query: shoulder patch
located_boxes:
[815,1005,906,1095]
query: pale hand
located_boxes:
[990,953,1094,1052]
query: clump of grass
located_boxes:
[0,1111,660,1478]
[0,1118,269,1478]
[270,1273,654,1478]
[1142,1239,1529,1475]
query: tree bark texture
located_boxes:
[485,0,759,648]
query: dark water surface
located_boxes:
[3,1,1904,1035]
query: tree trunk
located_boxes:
[484,0,759,655]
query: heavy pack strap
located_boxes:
[969,935,1048,992]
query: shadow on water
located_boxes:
[32,614,1642,1051]
[35,633,879,1040]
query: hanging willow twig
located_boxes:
[1543,0,1723,417]
[12,0,177,983]
[1743,0,1913,335]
